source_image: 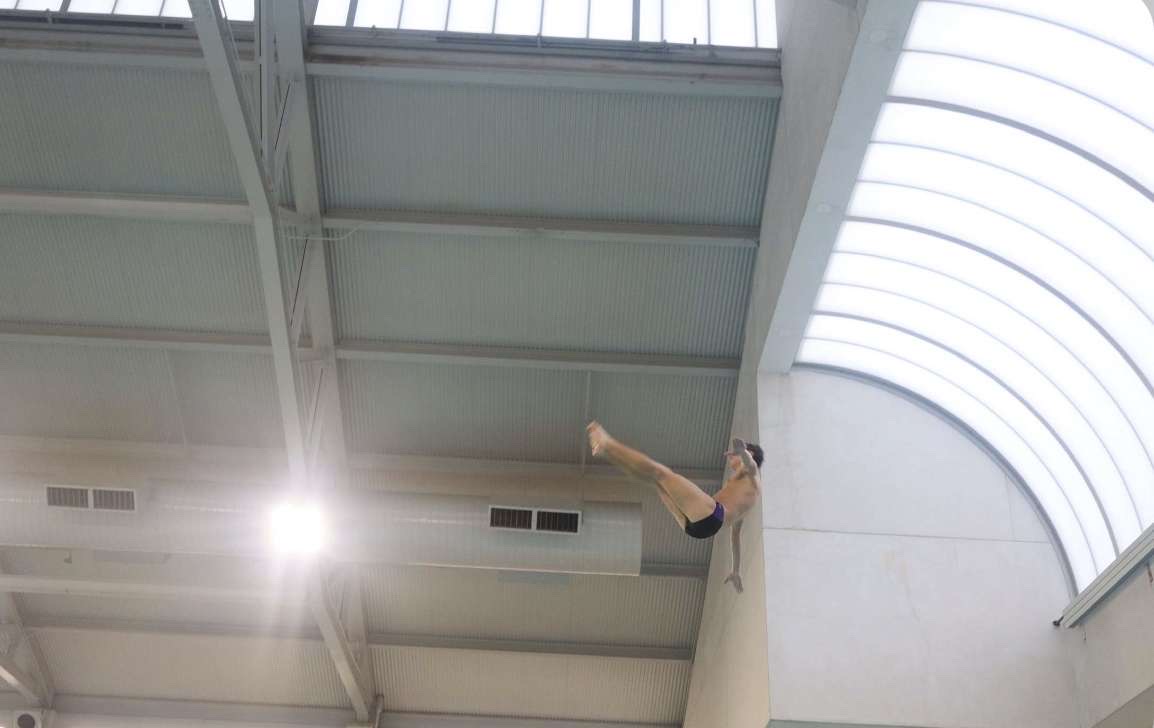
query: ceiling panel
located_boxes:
[36,629,349,707]
[0,215,265,333]
[0,63,242,198]
[6,548,314,635]
[341,361,586,462]
[331,230,755,358]
[372,646,689,724]
[0,342,180,443]
[589,372,736,470]
[315,78,775,226]
[167,350,283,448]
[362,565,702,648]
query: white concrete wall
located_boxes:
[685,4,872,725]
[1066,564,1154,728]
[760,370,1079,728]
[742,0,867,369]
[683,369,771,728]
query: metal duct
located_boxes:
[0,479,642,576]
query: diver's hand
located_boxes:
[724,572,744,593]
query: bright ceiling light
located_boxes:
[269,502,326,556]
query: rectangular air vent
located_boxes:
[92,488,136,512]
[489,506,533,530]
[46,485,89,509]
[535,510,581,534]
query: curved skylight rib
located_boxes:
[907,2,1154,128]
[873,104,1154,258]
[816,282,1147,538]
[846,186,1154,521]
[797,0,1154,590]
[819,256,1132,552]
[849,179,1154,356]
[892,52,1154,193]
[829,227,1154,479]
[954,0,1154,62]
[858,146,1154,382]
[834,223,1154,396]
[797,336,1101,588]
[804,316,1114,562]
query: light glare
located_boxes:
[269,502,326,556]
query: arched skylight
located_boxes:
[313,0,778,48]
[1,0,777,47]
[0,0,243,20]
[796,0,1154,591]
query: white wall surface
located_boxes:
[683,368,771,728]
[742,0,868,371]
[1067,563,1154,728]
[759,370,1079,728]
[685,3,872,725]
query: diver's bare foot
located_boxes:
[586,421,612,457]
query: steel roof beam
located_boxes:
[23,614,692,662]
[189,0,309,481]
[0,189,759,247]
[0,566,702,611]
[273,0,349,480]
[0,18,781,98]
[0,435,721,487]
[0,322,739,377]
[45,694,679,728]
[0,561,54,707]
[309,569,374,720]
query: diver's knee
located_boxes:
[651,462,675,484]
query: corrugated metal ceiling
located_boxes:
[315,78,775,226]
[0,214,265,334]
[341,360,588,462]
[167,349,284,449]
[1,549,314,636]
[341,362,735,469]
[0,341,287,448]
[0,24,780,725]
[589,373,736,469]
[361,565,703,648]
[372,646,689,724]
[0,342,182,443]
[332,229,755,357]
[0,63,243,198]
[36,629,350,708]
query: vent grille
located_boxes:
[92,488,136,512]
[536,510,581,534]
[489,506,533,530]
[46,486,89,509]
